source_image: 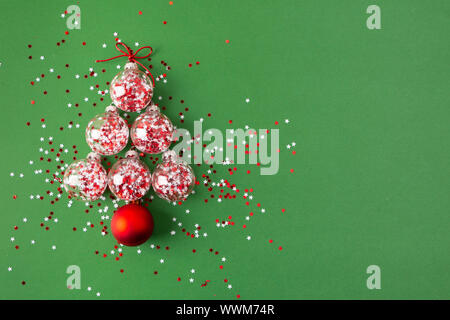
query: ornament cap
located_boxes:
[146,102,160,113]
[162,150,177,163]
[105,105,118,113]
[124,62,138,70]
[125,149,139,159]
[87,152,102,162]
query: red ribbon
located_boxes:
[96,42,155,87]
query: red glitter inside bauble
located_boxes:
[63,152,107,201]
[85,106,129,155]
[107,150,152,201]
[130,103,173,154]
[110,62,153,112]
[111,203,154,246]
[152,150,196,202]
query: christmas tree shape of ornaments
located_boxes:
[63,42,196,246]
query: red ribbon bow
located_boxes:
[96,42,155,87]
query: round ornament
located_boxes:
[130,103,174,154]
[107,150,151,201]
[110,62,153,112]
[152,150,196,202]
[111,203,154,246]
[63,152,107,201]
[85,105,129,155]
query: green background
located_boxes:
[0,0,449,299]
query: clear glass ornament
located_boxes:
[108,150,152,201]
[130,103,174,154]
[152,150,196,202]
[63,152,107,201]
[85,105,129,155]
[110,62,154,112]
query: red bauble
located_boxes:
[111,203,154,246]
